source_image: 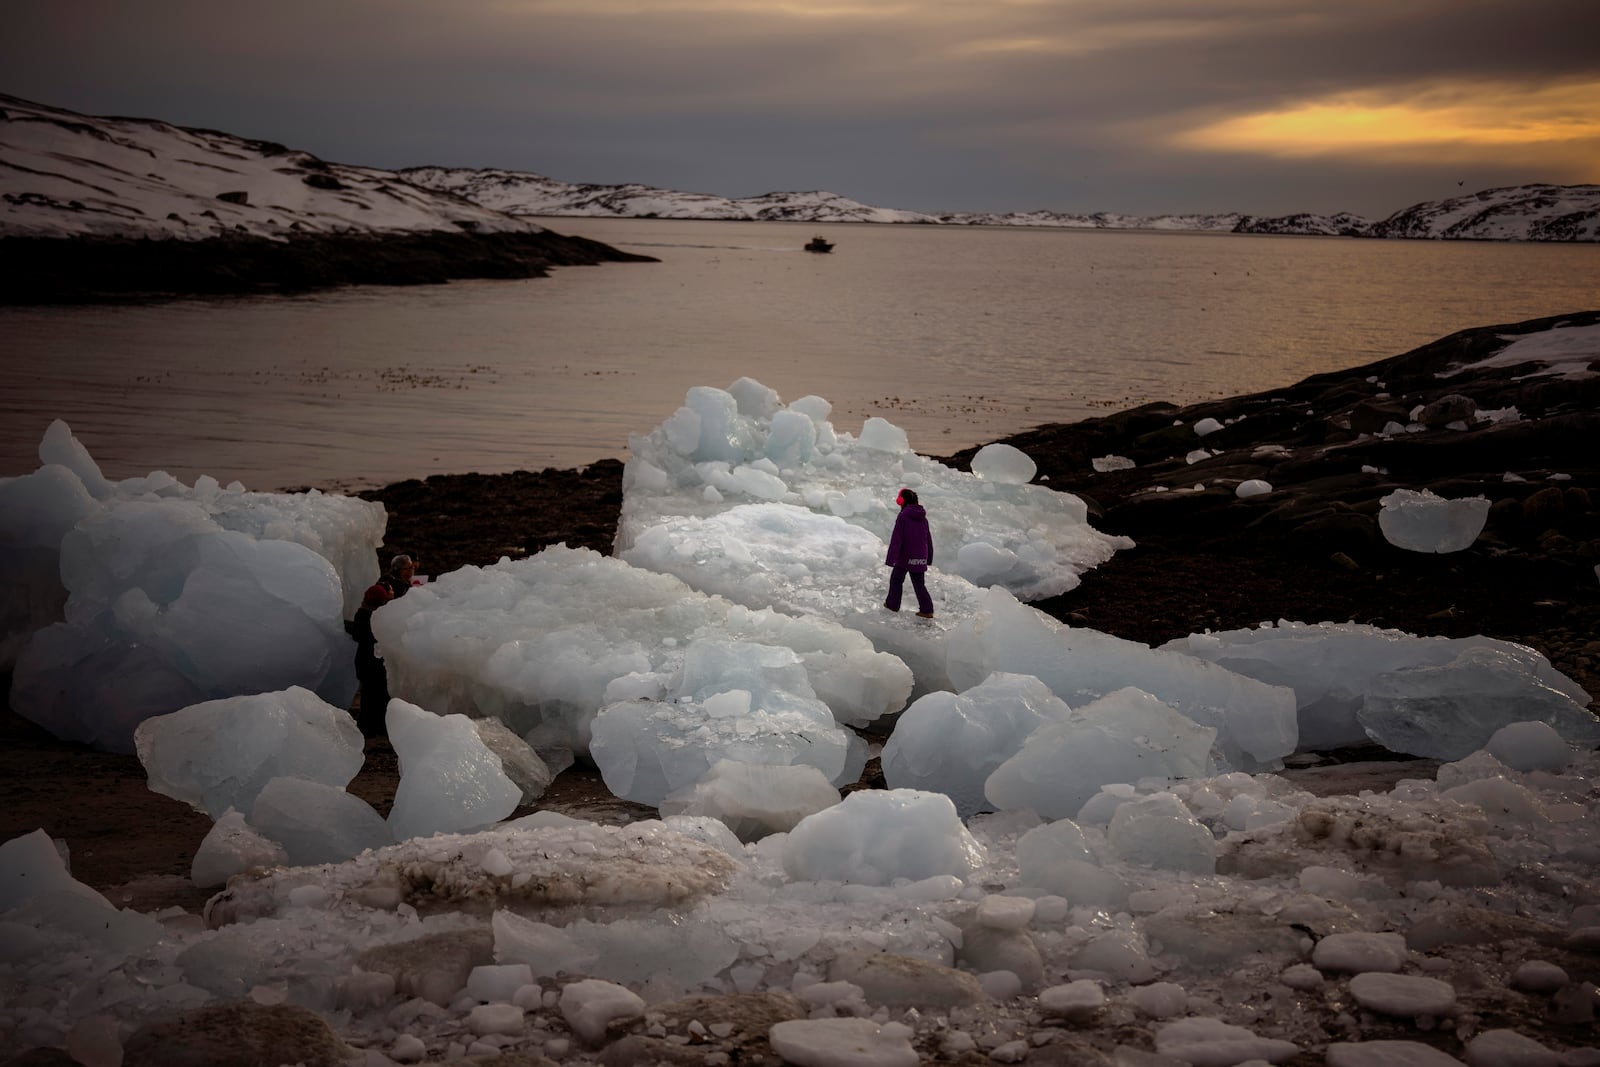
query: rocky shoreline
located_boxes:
[0,227,656,304]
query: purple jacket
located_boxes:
[885,504,933,571]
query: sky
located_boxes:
[4,0,1599,218]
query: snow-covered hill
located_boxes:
[406,165,1600,242]
[1232,212,1373,237]
[399,166,940,225]
[1368,183,1600,241]
[942,208,1244,232]
[0,95,538,240]
[401,166,1245,232]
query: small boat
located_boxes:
[804,236,834,253]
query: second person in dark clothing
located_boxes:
[345,582,393,738]
[380,554,417,600]
[884,488,935,618]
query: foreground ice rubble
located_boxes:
[5,742,1599,1064]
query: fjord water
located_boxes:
[3,218,1597,491]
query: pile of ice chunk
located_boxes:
[134,686,366,818]
[659,759,842,841]
[370,545,912,755]
[1164,620,1599,757]
[781,788,986,885]
[137,687,554,881]
[591,639,866,806]
[948,587,1299,771]
[881,672,1074,818]
[1,421,385,752]
[615,378,1132,601]
[984,687,1220,819]
[386,700,524,840]
[618,501,987,695]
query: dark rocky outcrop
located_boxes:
[355,459,627,578]
[942,310,1600,697]
[0,227,655,305]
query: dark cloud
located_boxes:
[3,0,1596,217]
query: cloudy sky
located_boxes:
[6,0,1598,217]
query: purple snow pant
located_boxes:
[886,565,934,614]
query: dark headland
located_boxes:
[0,226,655,304]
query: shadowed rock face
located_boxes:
[0,228,654,305]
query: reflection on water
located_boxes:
[3,219,1597,491]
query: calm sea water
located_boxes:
[3,219,1598,491]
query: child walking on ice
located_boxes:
[884,488,935,618]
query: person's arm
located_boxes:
[886,513,904,565]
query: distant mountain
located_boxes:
[1231,212,1373,238]
[942,208,1243,232]
[405,165,1600,243]
[401,166,1249,233]
[1366,184,1600,241]
[0,95,649,303]
[399,167,942,225]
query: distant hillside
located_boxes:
[0,95,650,302]
[400,166,1249,234]
[1366,184,1600,241]
[399,167,938,226]
[1231,212,1373,238]
[0,94,537,241]
[405,165,1600,243]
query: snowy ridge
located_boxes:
[400,166,939,224]
[1233,211,1373,237]
[0,94,539,240]
[404,165,1600,241]
[401,165,1246,232]
[944,208,1243,232]
[1369,183,1600,241]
